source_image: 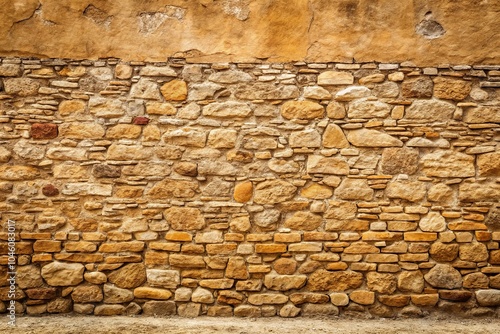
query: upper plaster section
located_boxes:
[0,0,499,65]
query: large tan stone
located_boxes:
[254,180,297,204]
[463,106,500,123]
[203,102,252,118]
[264,275,307,291]
[72,285,103,303]
[381,147,419,175]
[318,71,353,85]
[459,182,500,202]
[424,264,462,289]
[422,151,475,177]
[289,129,321,148]
[160,79,187,101]
[347,99,390,118]
[459,243,488,262]
[108,263,147,289]
[478,152,500,176]
[164,207,205,231]
[163,128,206,147]
[134,287,172,300]
[0,166,39,180]
[300,183,333,199]
[386,181,426,202]
[401,77,433,98]
[107,144,151,160]
[58,100,86,116]
[235,83,299,100]
[334,178,373,200]
[433,77,472,101]
[307,270,363,291]
[234,181,253,203]
[147,179,199,199]
[430,242,459,262]
[347,129,403,147]
[106,124,142,139]
[4,78,39,96]
[322,124,349,148]
[284,212,323,231]
[146,102,177,115]
[398,271,424,293]
[41,262,84,286]
[366,272,397,294]
[405,100,455,121]
[306,155,349,175]
[280,101,324,120]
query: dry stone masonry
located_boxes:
[0,57,499,318]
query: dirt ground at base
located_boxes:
[0,316,499,334]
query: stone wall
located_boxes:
[0,57,499,317]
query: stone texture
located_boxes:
[281,101,324,120]
[424,264,462,289]
[108,263,147,289]
[264,275,307,291]
[347,129,403,147]
[381,147,419,175]
[284,212,323,231]
[160,79,187,101]
[234,181,253,203]
[289,129,321,148]
[477,152,500,176]
[59,123,105,139]
[307,270,363,291]
[322,124,349,148]
[422,151,475,178]
[318,71,354,85]
[398,271,424,293]
[405,100,455,121]
[306,155,349,175]
[72,285,103,303]
[41,262,84,286]
[475,290,500,307]
[402,77,433,98]
[433,77,472,100]
[254,180,297,204]
[203,102,252,118]
[31,123,58,139]
[348,99,390,118]
[334,178,373,201]
[386,181,426,202]
[367,272,397,294]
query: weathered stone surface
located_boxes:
[330,293,349,306]
[41,262,84,286]
[248,293,288,305]
[235,83,299,100]
[146,101,176,115]
[31,123,58,139]
[419,212,446,232]
[322,124,349,148]
[459,243,488,262]
[347,129,403,147]
[94,304,125,316]
[422,151,475,177]
[160,79,187,101]
[279,304,301,318]
[130,78,161,100]
[226,257,249,280]
[367,272,397,294]
[268,159,300,174]
[304,86,332,100]
[429,242,459,262]
[107,144,151,160]
[207,129,237,149]
[191,287,214,304]
[475,290,500,307]
[402,77,433,98]
[477,152,500,176]
[59,123,105,139]
[163,128,206,148]
[386,181,426,202]
[307,270,363,291]
[335,86,371,101]
[284,212,323,231]
[289,129,321,148]
[433,77,472,101]
[13,140,45,160]
[148,179,199,199]
[4,78,39,96]
[147,269,180,289]
[209,70,252,83]
[0,147,11,162]
[398,271,424,293]
[264,275,307,291]
[405,100,455,121]
[203,102,252,118]
[334,178,373,201]
[72,285,103,303]
[17,265,43,289]
[424,264,462,289]
[306,155,349,175]
[0,64,21,76]
[254,180,297,204]
[463,106,500,123]
[281,101,324,120]
[108,263,146,289]
[348,99,390,118]
[59,100,86,116]
[142,301,176,316]
[106,124,142,139]
[318,71,353,85]
[234,181,253,203]
[47,298,72,314]
[164,207,205,231]
[428,183,454,203]
[459,182,500,202]
[300,183,333,199]
[463,273,489,289]
[381,147,419,175]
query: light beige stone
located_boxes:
[306,155,349,175]
[334,178,373,201]
[419,212,446,232]
[405,99,456,121]
[254,180,297,204]
[203,101,252,118]
[41,262,84,286]
[284,212,323,231]
[146,102,177,115]
[318,71,354,85]
[164,207,205,230]
[347,129,403,147]
[348,99,390,118]
[289,129,321,148]
[386,181,426,202]
[208,129,238,148]
[322,124,349,148]
[422,150,475,177]
[58,123,105,139]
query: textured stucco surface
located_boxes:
[0,0,499,65]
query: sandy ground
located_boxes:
[1,316,499,334]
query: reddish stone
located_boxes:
[42,184,59,196]
[133,117,150,125]
[31,123,58,139]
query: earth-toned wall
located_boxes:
[0,0,499,65]
[0,57,499,317]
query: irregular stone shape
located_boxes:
[107,143,151,160]
[234,181,253,203]
[72,285,103,303]
[226,257,249,280]
[268,159,300,174]
[318,71,354,85]
[419,212,446,232]
[264,275,307,291]
[58,123,105,139]
[381,147,419,175]
[405,100,455,121]
[187,82,223,100]
[235,83,299,100]
[108,263,146,289]
[300,183,333,199]
[47,298,72,314]
[248,293,288,305]
[330,293,349,306]
[41,262,84,286]
[89,97,125,118]
[348,99,390,118]
[459,243,488,262]
[367,272,397,294]
[475,290,500,307]
[347,129,403,147]
[335,86,371,101]
[254,180,297,204]
[146,101,177,115]
[373,82,399,98]
[94,304,125,316]
[463,273,489,289]
[430,242,459,262]
[459,182,500,202]
[273,259,297,276]
[280,101,324,120]
[160,79,187,101]
[207,129,237,149]
[398,271,424,293]
[0,64,21,76]
[478,152,500,176]
[106,124,142,139]
[203,101,252,118]
[304,86,332,99]
[191,287,214,304]
[234,305,261,317]
[130,78,161,100]
[229,216,251,233]
[209,70,252,83]
[147,269,180,289]
[322,124,349,148]
[307,269,363,291]
[42,184,59,197]
[334,178,373,201]
[464,106,500,123]
[164,207,205,230]
[350,291,375,305]
[142,301,176,316]
[17,265,43,289]
[306,155,349,175]
[4,78,39,96]
[401,77,433,98]
[163,127,206,147]
[284,211,323,230]
[148,179,198,199]
[279,304,301,318]
[302,303,339,316]
[327,101,346,119]
[386,181,426,202]
[31,123,58,139]
[0,147,11,162]
[433,77,472,100]
[58,100,86,116]
[93,164,121,178]
[13,140,45,160]
[289,129,321,148]
[254,210,281,229]
[424,264,462,289]
[139,66,177,77]
[427,183,454,203]
[198,161,238,176]
[422,150,475,177]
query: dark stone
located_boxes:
[402,77,433,98]
[133,116,150,125]
[31,123,58,139]
[26,288,58,300]
[42,184,59,197]
[439,290,473,302]
[93,164,121,178]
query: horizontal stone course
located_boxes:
[0,57,499,318]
